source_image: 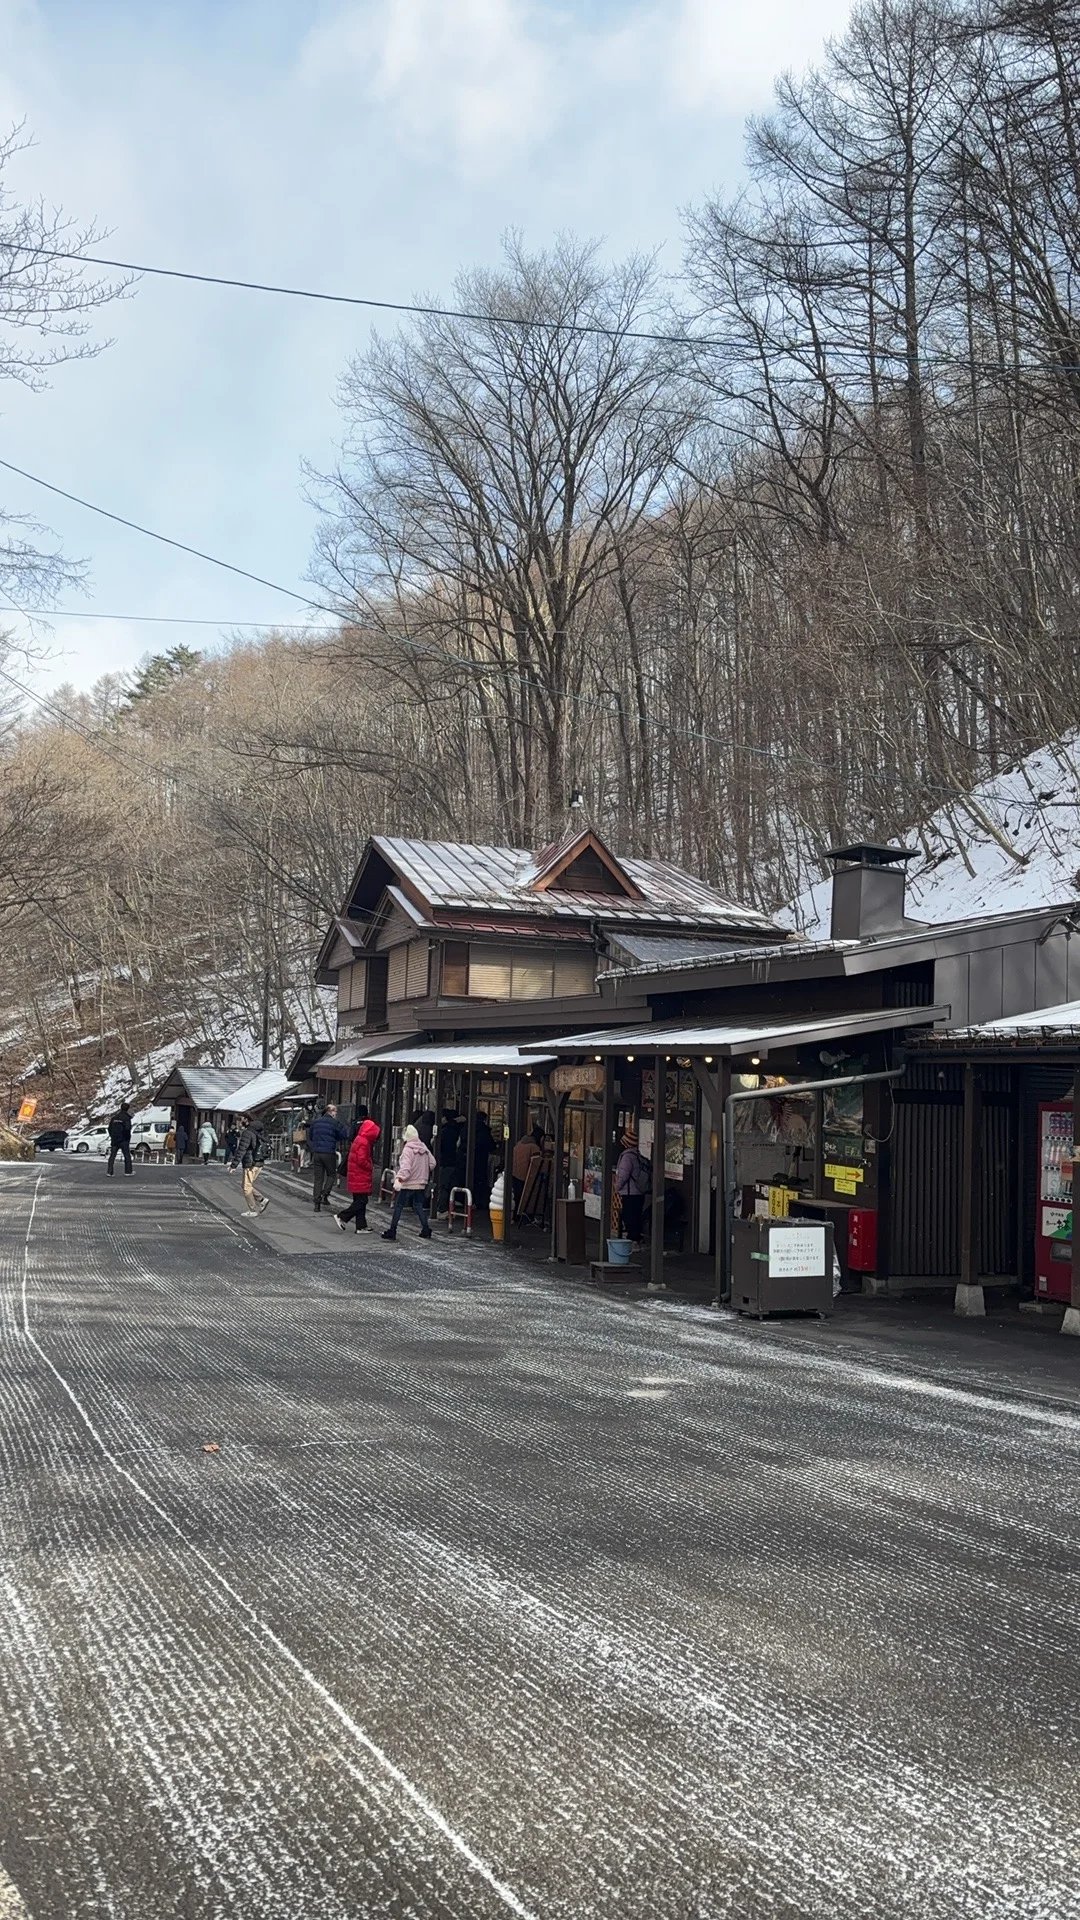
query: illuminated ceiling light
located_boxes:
[704,1055,714,1064]
[594,1055,602,1062]
[626,1054,634,1062]
[750,1055,761,1067]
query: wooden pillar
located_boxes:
[1066,1072,1080,1333]
[600,1056,615,1259]
[464,1072,477,1202]
[650,1052,666,1290]
[692,1058,730,1304]
[956,1061,984,1315]
[550,1091,568,1260]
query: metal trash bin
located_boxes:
[732,1217,834,1317]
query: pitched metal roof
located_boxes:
[363,1042,556,1069]
[526,1005,949,1058]
[370,835,781,932]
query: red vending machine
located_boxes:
[1035,1101,1074,1302]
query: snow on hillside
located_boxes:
[783,735,1080,937]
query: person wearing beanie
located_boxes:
[381,1124,437,1240]
[614,1124,650,1242]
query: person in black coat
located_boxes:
[107,1101,133,1177]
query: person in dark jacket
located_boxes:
[472,1108,495,1210]
[336,1108,380,1232]
[175,1121,188,1165]
[307,1103,348,1211]
[410,1107,437,1149]
[229,1113,269,1213]
[436,1109,461,1215]
[107,1101,133,1177]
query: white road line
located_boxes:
[17,1176,539,1920]
[0,1866,31,1919]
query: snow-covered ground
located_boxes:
[784,734,1080,936]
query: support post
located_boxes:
[600,1056,615,1260]
[549,1091,568,1260]
[650,1052,666,1290]
[1064,1070,1080,1336]
[464,1072,477,1213]
[692,1058,730,1303]
[955,1062,985,1316]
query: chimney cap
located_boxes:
[825,842,917,868]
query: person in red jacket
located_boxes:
[335,1109,381,1232]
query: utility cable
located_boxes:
[4,241,1080,374]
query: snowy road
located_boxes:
[1,1161,1077,1919]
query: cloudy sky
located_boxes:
[0,0,851,695]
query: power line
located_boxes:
[5,240,1080,374]
[0,457,322,611]
[0,243,702,350]
[1,607,336,630]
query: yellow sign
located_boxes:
[834,1176,859,1195]
[825,1161,864,1185]
[768,1185,794,1216]
[17,1097,38,1124]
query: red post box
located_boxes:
[847,1208,878,1273]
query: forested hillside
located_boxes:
[4,0,1080,1117]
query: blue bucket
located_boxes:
[607,1237,634,1265]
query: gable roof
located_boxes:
[526,827,644,900]
[363,835,782,933]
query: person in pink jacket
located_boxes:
[335,1109,380,1233]
[381,1124,436,1240]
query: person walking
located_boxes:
[410,1107,436,1149]
[197,1120,218,1166]
[175,1121,188,1165]
[230,1113,269,1214]
[306,1103,348,1212]
[106,1101,133,1177]
[381,1125,436,1240]
[224,1125,239,1163]
[615,1126,651,1242]
[336,1107,380,1232]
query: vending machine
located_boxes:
[1035,1101,1074,1302]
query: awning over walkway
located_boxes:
[153,1063,298,1113]
[915,998,1080,1051]
[214,1069,298,1113]
[319,1037,402,1070]
[527,1005,950,1059]
[363,1042,556,1069]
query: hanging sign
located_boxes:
[550,1063,605,1094]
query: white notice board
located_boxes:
[768,1224,826,1278]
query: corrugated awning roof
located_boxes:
[364,1042,556,1069]
[155,1065,253,1109]
[319,1038,402,1070]
[917,998,1080,1045]
[526,1006,949,1058]
[215,1070,298,1113]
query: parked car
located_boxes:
[131,1119,170,1160]
[33,1128,67,1153]
[64,1125,111,1156]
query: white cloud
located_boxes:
[302,0,554,169]
[668,0,853,114]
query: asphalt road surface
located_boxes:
[1,1159,1078,1920]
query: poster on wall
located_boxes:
[664,1122,684,1180]
[583,1145,603,1219]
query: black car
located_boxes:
[33,1128,67,1152]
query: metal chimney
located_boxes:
[826,844,917,940]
